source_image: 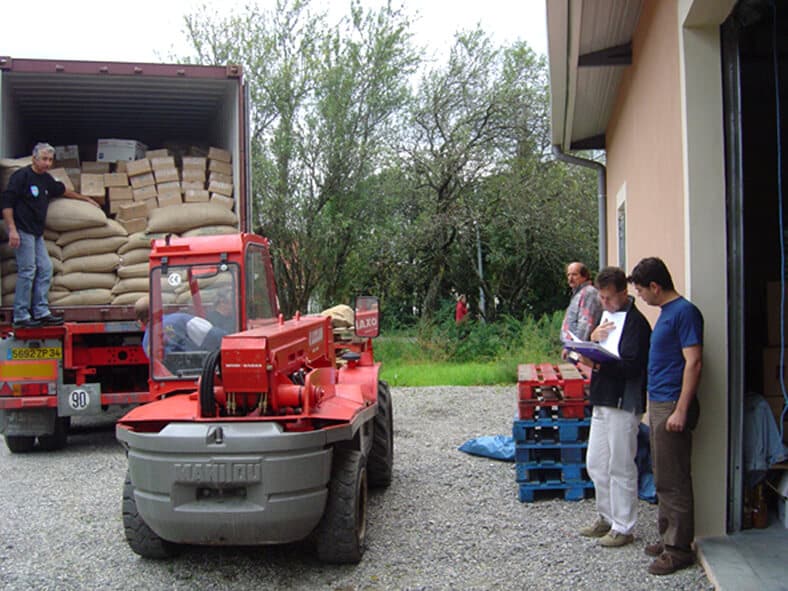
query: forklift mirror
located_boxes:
[354,296,380,338]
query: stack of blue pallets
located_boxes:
[513,414,594,502]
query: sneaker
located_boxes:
[648,552,694,576]
[35,313,64,325]
[579,518,611,538]
[644,541,664,557]
[599,531,634,547]
[12,317,42,329]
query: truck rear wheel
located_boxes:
[122,471,179,559]
[38,417,70,451]
[368,380,393,488]
[315,449,368,563]
[5,435,35,453]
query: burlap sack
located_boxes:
[45,240,63,261]
[117,263,149,279]
[1,258,16,275]
[51,259,63,275]
[119,248,151,266]
[0,243,13,260]
[146,203,237,234]
[112,291,149,305]
[118,233,155,255]
[62,236,128,260]
[49,288,70,302]
[44,229,60,242]
[62,253,120,274]
[181,225,239,237]
[46,198,108,232]
[50,289,113,305]
[53,273,116,291]
[112,277,149,295]
[57,219,127,246]
[1,272,17,295]
[1,293,14,306]
[320,304,354,328]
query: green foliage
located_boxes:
[375,308,565,386]
[177,5,598,324]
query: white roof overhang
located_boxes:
[546,0,643,151]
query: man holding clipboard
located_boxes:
[572,267,651,548]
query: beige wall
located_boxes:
[606,0,686,311]
[604,0,731,538]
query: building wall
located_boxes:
[604,0,730,538]
[606,0,685,309]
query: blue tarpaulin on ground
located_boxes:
[458,423,658,503]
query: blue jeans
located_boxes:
[13,230,53,322]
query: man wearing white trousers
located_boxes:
[577,266,651,547]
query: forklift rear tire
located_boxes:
[38,417,70,451]
[315,449,368,564]
[367,380,393,488]
[5,435,35,454]
[122,471,179,559]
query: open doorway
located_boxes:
[723,0,788,532]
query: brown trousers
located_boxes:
[648,398,700,557]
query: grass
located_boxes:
[375,311,564,387]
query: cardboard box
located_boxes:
[208,159,232,176]
[208,180,233,197]
[103,173,129,188]
[208,147,232,163]
[210,194,234,210]
[49,168,75,192]
[115,160,128,173]
[141,198,158,214]
[154,167,180,184]
[181,168,206,183]
[130,172,156,190]
[181,181,204,192]
[184,189,210,203]
[145,148,169,159]
[117,202,148,221]
[209,172,232,185]
[150,156,176,170]
[66,168,81,191]
[55,145,80,166]
[82,161,110,174]
[126,159,152,177]
[157,193,182,209]
[118,217,147,234]
[97,139,147,162]
[157,181,182,194]
[181,156,206,169]
[109,187,133,202]
[80,174,106,197]
[132,185,158,202]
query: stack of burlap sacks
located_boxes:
[0,146,238,307]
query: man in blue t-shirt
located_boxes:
[1,142,99,328]
[628,257,703,576]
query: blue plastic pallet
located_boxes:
[512,418,590,444]
[517,480,595,503]
[515,461,588,483]
[515,441,586,465]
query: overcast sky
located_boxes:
[1,0,547,63]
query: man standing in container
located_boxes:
[628,257,703,576]
[1,142,99,328]
[577,266,650,548]
[561,261,602,358]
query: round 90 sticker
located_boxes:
[69,389,90,411]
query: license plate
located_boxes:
[10,347,62,360]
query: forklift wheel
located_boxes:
[4,435,35,454]
[368,380,393,488]
[122,471,179,559]
[315,449,368,564]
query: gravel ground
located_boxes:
[0,386,712,590]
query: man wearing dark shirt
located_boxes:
[1,143,98,328]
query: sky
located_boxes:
[1,0,547,63]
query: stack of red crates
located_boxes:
[516,362,591,419]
